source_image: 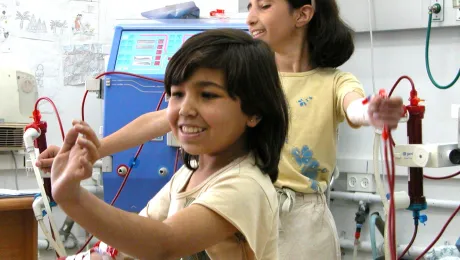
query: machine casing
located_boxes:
[103,20,248,212]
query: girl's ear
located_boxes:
[247,115,262,128]
[295,4,314,28]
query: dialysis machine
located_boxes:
[103,20,248,212]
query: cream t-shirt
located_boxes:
[139,154,279,260]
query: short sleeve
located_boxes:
[138,180,172,221]
[192,175,276,260]
[335,72,366,124]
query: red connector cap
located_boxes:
[25,109,42,132]
[355,231,361,240]
[210,9,225,16]
[409,89,424,107]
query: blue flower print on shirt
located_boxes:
[297,96,313,107]
[310,180,319,192]
[291,145,328,191]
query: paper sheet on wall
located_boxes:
[69,0,99,43]
[0,0,13,52]
[62,43,104,86]
[12,0,99,43]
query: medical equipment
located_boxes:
[102,19,248,212]
[0,68,37,151]
[369,76,460,260]
[24,99,67,257]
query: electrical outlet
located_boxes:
[431,0,444,22]
[347,173,376,193]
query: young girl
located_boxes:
[246,0,403,259]
[51,28,289,260]
[38,1,404,259]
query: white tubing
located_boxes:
[24,128,66,256]
[373,132,389,213]
[29,150,67,256]
[39,220,66,256]
[330,191,460,210]
[352,239,359,260]
[384,215,392,260]
[340,238,425,259]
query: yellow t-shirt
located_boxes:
[275,68,365,194]
[139,154,279,260]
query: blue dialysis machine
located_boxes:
[103,20,248,212]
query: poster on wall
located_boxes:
[69,0,99,43]
[62,43,104,86]
[13,0,72,42]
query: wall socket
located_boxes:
[347,172,376,193]
[431,0,444,22]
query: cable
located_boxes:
[415,205,460,260]
[367,0,377,94]
[11,151,19,190]
[425,12,460,90]
[398,223,418,259]
[373,132,389,212]
[370,213,380,259]
[81,91,89,122]
[38,219,66,256]
[388,75,416,98]
[383,127,396,260]
[424,171,460,180]
[388,75,416,148]
[34,97,65,141]
[353,239,359,260]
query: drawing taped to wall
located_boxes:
[35,64,44,88]
[0,1,11,52]
[15,10,28,29]
[70,0,99,42]
[15,0,72,41]
[50,20,67,35]
[25,13,47,33]
[16,11,49,34]
[1,8,9,41]
[72,13,94,36]
[62,44,104,86]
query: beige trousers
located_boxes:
[277,188,341,260]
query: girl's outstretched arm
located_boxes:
[51,122,237,260]
[59,189,238,260]
[344,91,403,129]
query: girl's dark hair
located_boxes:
[288,0,355,68]
[164,28,289,182]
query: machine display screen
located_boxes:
[114,30,202,75]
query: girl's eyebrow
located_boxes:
[192,80,225,90]
[172,80,225,90]
[247,0,263,10]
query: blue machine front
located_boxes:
[103,21,247,212]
